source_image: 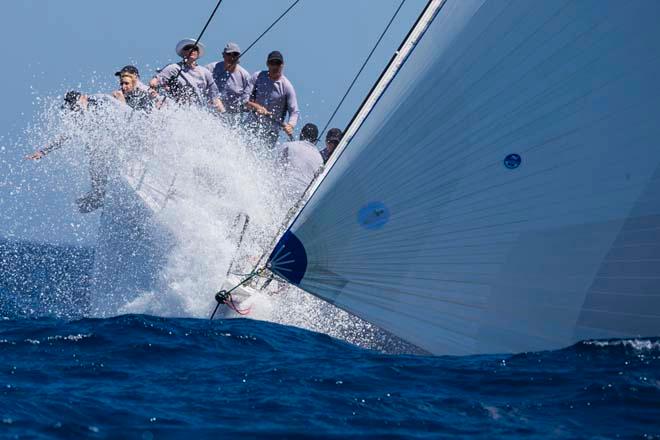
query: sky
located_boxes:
[0,0,425,245]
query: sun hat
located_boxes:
[176,38,206,58]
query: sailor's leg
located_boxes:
[88,150,109,197]
[77,149,108,213]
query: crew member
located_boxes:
[320,128,343,163]
[246,50,299,149]
[112,65,153,111]
[150,38,225,113]
[205,42,252,116]
[278,122,323,196]
[26,92,125,213]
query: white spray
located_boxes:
[26,94,410,352]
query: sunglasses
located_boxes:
[182,45,199,52]
[268,60,283,66]
[224,52,240,57]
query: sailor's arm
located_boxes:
[211,97,226,114]
[205,75,225,113]
[246,100,269,115]
[148,77,163,99]
[246,72,270,116]
[147,77,167,108]
[149,64,178,97]
[25,135,70,160]
[239,70,253,110]
[282,85,300,136]
[111,90,126,104]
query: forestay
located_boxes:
[268,0,660,355]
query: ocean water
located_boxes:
[1,242,660,439]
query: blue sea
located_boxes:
[1,240,659,439]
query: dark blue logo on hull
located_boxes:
[267,231,308,285]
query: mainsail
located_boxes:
[268,0,660,355]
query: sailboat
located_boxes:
[260,0,660,355]
[91,0,660,355]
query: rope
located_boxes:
[226,296,251,315]
[318,0,406,143]
[240,0,302,59]
[209,267,266,320]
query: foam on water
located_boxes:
[583,339,660,352]
[20,94,400,350]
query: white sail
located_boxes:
[268,0,660,355]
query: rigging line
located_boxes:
[170,0,225,85]
[193,0,225,47]
[239,0,302,59]
[317,0,407,143]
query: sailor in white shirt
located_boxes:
[278,123,323,198]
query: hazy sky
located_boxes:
[0,0,424,245]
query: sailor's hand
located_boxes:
[254,104,270,116]
[155,96,167,109]
[213,98,226,114]
[26,150,46,160]
[282,123,294,136]
[112,90,126,103]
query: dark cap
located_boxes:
[300,123,319,143]
[61,90,82,111]
[267,50,284,63]
[114,65,139,77]
[326,128,343,143]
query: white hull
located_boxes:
[88,160,177,317]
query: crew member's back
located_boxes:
[278,123,323,197]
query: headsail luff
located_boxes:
[269,0,660,355]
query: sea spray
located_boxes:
[20,94,401,350]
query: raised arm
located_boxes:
[25,134,70,160]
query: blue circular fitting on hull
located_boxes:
[504,153,521,169]
[358,202,390,230]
